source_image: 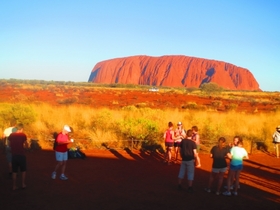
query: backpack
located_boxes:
[68,147,86,159]
[53,132,59,150]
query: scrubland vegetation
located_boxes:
[0,103,279,154]
[0,79,279,154]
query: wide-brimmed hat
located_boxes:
[277,125,280,131]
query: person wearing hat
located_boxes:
[174,122,186,163]
[272,126,280,158]
[51,125,73,180]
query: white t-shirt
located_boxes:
[230,146,248,166]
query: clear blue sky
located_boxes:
[1,0,279,91]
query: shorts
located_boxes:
[165,142,174,148]
[12,155,27,173]
[174,142,181,147]
[230,164,243,171]
[55,151,68,161]
[5,146,12,163]
[178,160,195,180]
[212,167,227,173]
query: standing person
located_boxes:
[174,122,185,163]
[178,129,200,193]
[272,125,280,158]
[204,137,231,195]
[2,120,17,178]
[223,136,249,196]
[8,123,28,190]
[192,126,201,167]
[51,125,73,180]
[163,122,175,165]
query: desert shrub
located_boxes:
[115,117,159,149]
[211,100,223,109]
[57,97,78,104]
[122,105,138,112]
[182,102,197,109]
[200,82,223,95]
[225,103,238,111]
[0,103,36,128]
[185,87,198,93]
[90,110,113,132]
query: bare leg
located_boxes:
[234,170,241,193]
[12,172,17,190]
[227,170,234,192]
[8,162,12,174]
[174,147,178,161]
[61,161,67,175]
[217,172,225,193]
[54,161,62,172]
[276,144,279,158]
[207,172,215,189]
[22,171,26,188]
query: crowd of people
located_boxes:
[2,123,73,190]
[163,121,251,196]
[2,120,279,196]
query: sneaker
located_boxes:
[216,191,220,195]
[232,191,238,196]
[187,187,194,193]
[178,185,182,191]
[204,188,211,193]
[51,172,56,179]
[223,191,231,196]
[224,185,233,190]
[60,174,68,180]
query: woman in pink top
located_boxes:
[163,122,176,165]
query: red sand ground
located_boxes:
[0,84,279,112]
[0,84,280,209]
[1,148,279,210]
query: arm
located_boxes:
[226,152,232,159]
[24,139,29,149]
[57,134,71,145]
[193,149,201,167]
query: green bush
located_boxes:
[200,82,223,95]
[116,117,159,141]
[0,103,36,128]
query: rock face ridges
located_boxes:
[88,55,260,90]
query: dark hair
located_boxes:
[186,129,193,137]
[192,126,198,132]
[218,137,226,149]
[233,136,243,146]
[168,122,173,128]
[16,123,24,130]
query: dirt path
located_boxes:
[1,149,279,210]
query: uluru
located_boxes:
[88,55,260,91]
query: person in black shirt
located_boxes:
[204,137,231,195]
[177,129,200,192]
